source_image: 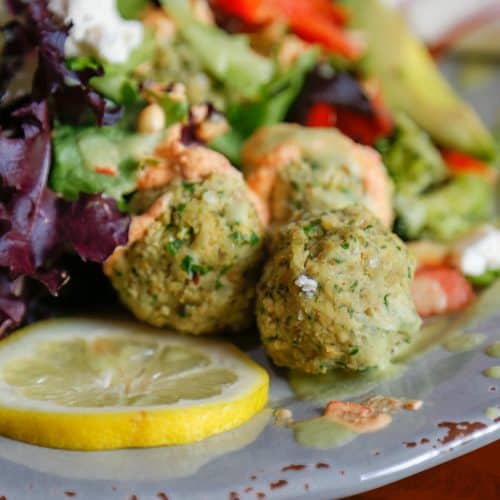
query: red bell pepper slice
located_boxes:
[306,95,393,146]
[212,0,362,59]
[441,150,493,178]
[306,103,337,128]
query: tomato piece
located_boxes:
[441,150,494,180]
[306,103,337,128]
[412,266,475,318]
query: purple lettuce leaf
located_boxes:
[58,194,130,263]
[0,100,130,335]
[2,0,122,125]
[0,100,56,276]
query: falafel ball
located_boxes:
[243,124,394,227]
[106,172,264,335]
[256,206,421,374]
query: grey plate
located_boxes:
[1,60,499,500]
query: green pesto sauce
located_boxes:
[483,366,500,379]
[289,317,489,404]
[293,417,357,449]
[485,341,500,358]
[442,333,486,353]
[395,317,450,362]
[484,407,500,420]
[288,363,404,402]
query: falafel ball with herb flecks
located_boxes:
[256,206,421,374]
[242,124,394,228]
[105,170,265,335]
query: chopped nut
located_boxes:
[137,104,166,134]
[133,62,152,78]
[277,36,309,68]
[167,82,187,102]
[189,0,215,25]
[403,400,423,411]
[195,115,229,143]
[274,408,294,426]
[142,7,176,41]
[190,104,210,125]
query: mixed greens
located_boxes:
[0,0,498,336]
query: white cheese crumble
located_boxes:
[452,225,500,276]
[294,275,318,298]
[48,0,144,64]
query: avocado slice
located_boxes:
[342,0,496,160]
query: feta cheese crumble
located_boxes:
[48,0,144,64]
[452,225,500,277]
[295,275,318,298]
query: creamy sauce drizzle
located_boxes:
[291,396,421,449]
[442,332,486,353]
[289,364,404,402]
[293,417,357,450]
[286,282,500,449]
[483,366,500,379]
[484,407,500,420]
[485,341,500,358]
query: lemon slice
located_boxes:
[0,319,269,450]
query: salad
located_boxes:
[0,0,498,450]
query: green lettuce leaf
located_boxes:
[211,50,318,164]
[161,0,274,97]
[50,125,161,208]
[117,0,149,19]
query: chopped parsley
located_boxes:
[303,219,323,236]
[384,294,390,308]
[182,181,196,193]
[341,241,350,249]
[220,264,232,275]
[349,346,360,356]
[230,231,261,246]
[166,239,184,256]
[181,255,212,279]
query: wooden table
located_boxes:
[351,440,500,499]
